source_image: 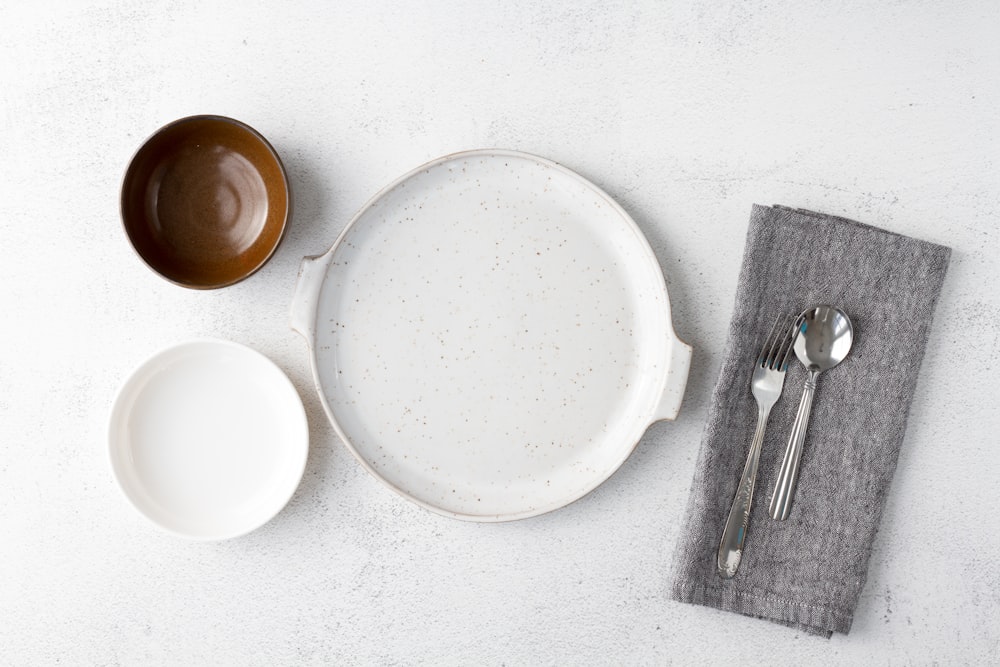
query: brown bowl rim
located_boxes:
[119,114,291,290]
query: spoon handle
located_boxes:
[769,370,818,520]
[718,405,770,578]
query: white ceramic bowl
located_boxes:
[108,339,308,540]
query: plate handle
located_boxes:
[289,254,329,344]
[651,331,692,422]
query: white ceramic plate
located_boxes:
[108,339,308,539]
[291,150,690,521]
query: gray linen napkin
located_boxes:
[668,204,951,636]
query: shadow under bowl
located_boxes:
[120,115,289,289]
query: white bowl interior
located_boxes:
[108,339,308,539]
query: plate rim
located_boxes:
[301,148,678,522]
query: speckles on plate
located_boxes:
[304,150,686,520]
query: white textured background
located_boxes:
[1,1,998,664]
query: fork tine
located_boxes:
[763,314,799,370]
[776,314,805,371]
[757,315,784,367]
[761,314,789,368]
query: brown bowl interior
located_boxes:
[121,116,289,288]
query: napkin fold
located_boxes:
[668,204,951,636]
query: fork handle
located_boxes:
[769,370,818,520]
[718,405,770,578]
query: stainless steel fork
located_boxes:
[717,314,801,578]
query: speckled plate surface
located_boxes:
[291,150,690,521]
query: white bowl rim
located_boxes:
[106,338,309,540]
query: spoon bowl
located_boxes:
[794,306,854,372]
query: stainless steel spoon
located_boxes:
[768,305,854,520]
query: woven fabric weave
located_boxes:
[668,205,951,636]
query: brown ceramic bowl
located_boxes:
[120,115,289,289]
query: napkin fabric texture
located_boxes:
[668,204,951,636]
